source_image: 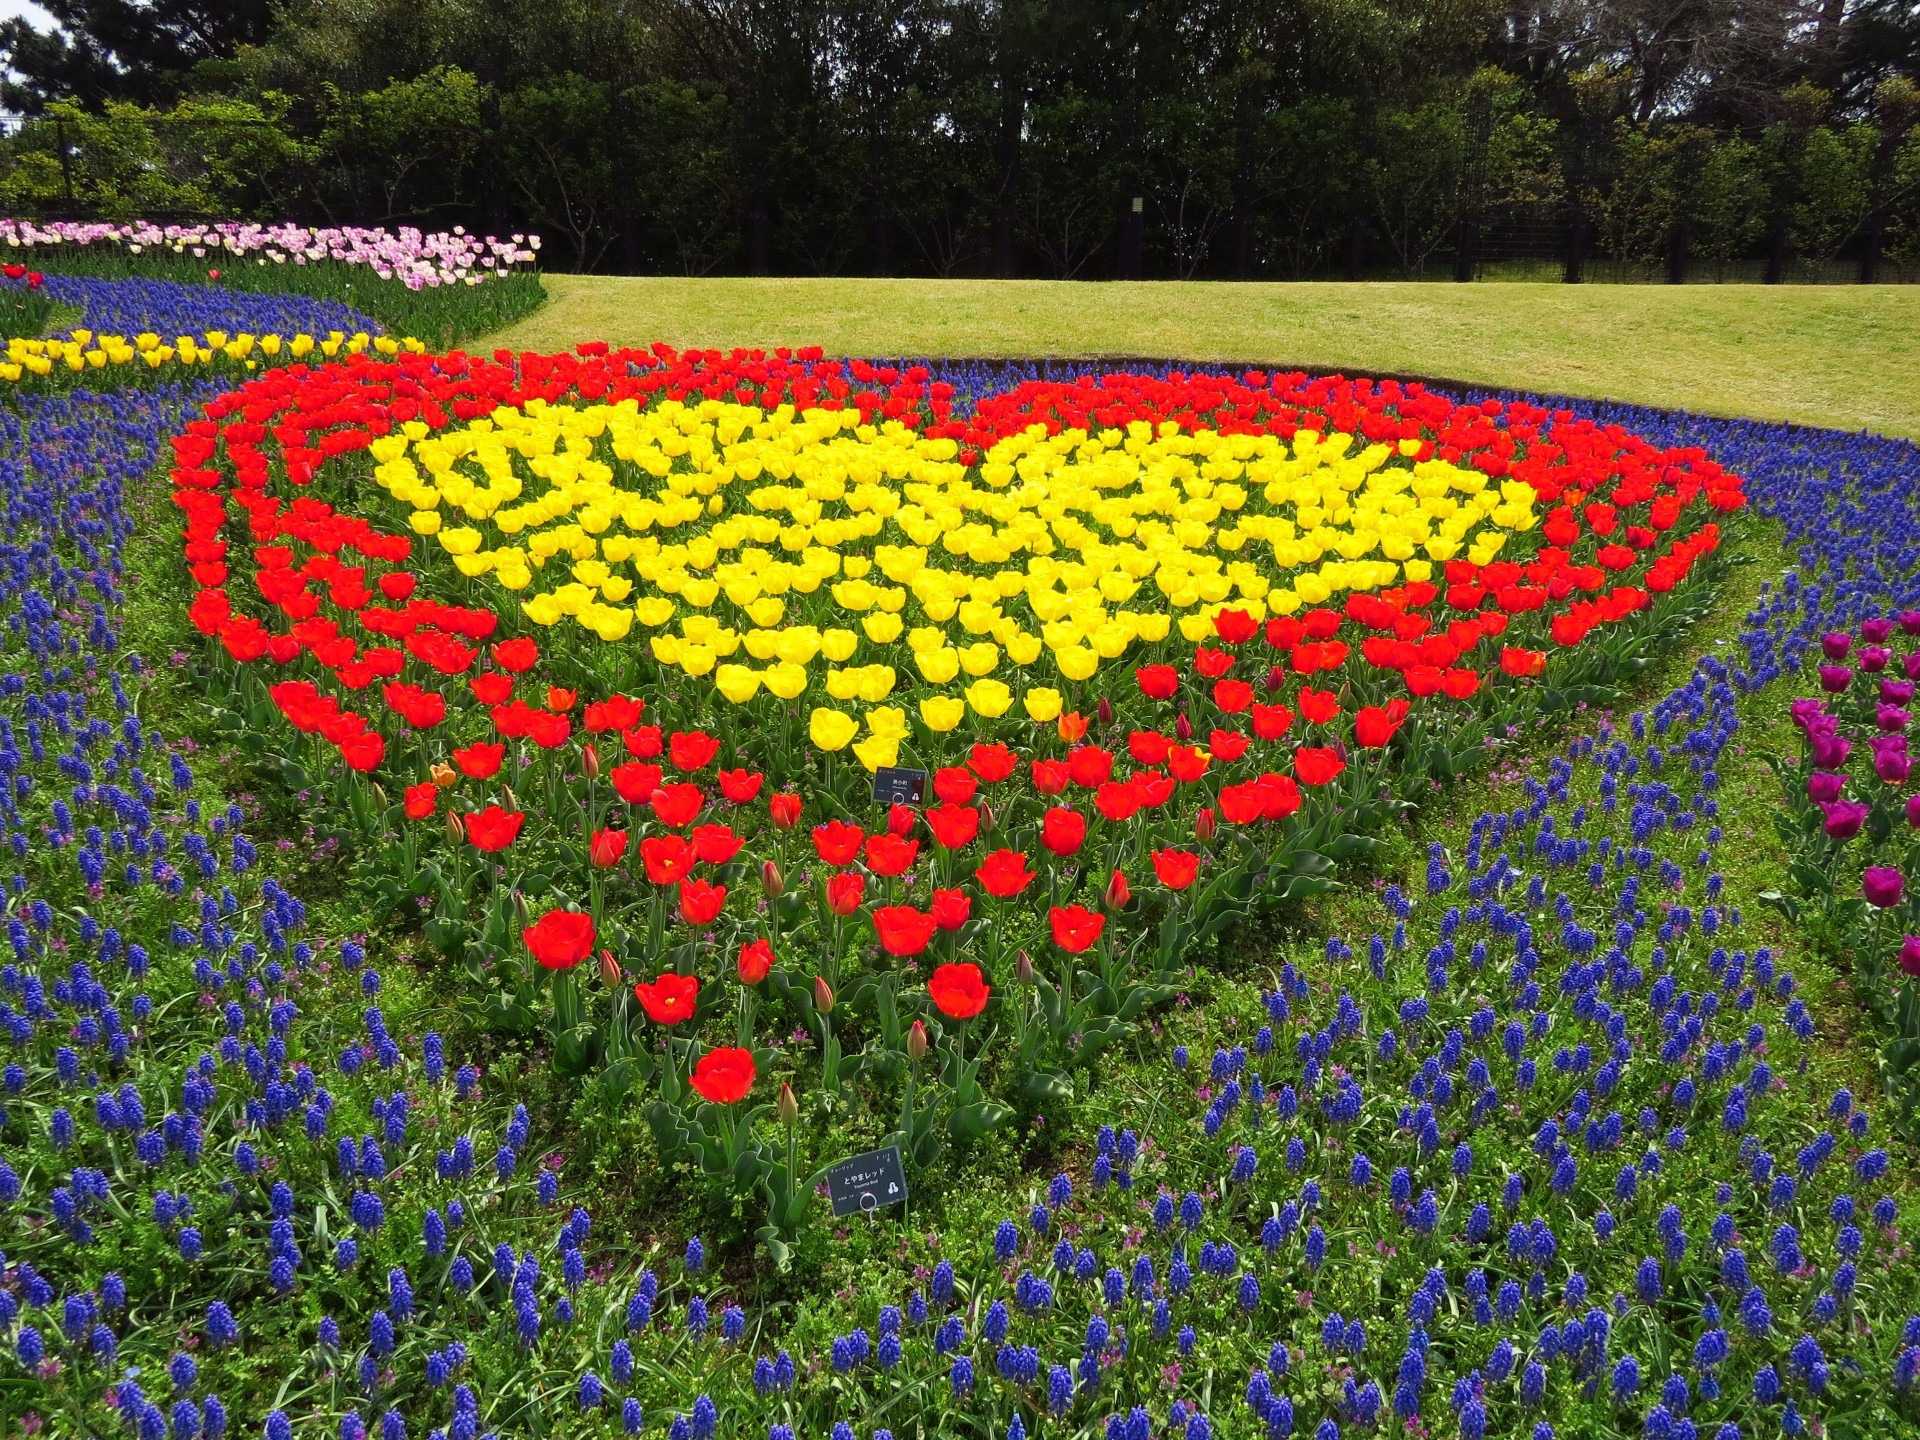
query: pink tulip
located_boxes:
[1864,866,1905,909]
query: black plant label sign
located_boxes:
[828,1145,908,1217]
[871,766,928,807]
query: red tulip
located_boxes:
[632,971,699,1024]
[524,910,595,970]
[1049,904,1105,954]
[1213,608,1258,644]
[610,762,664,804]
[1294,746,1346,786]
[678,878,728,926]
[1031,759,1070,795]
[968,743,1019,782]
[1354,699,1411,750]
[1251,703,1293,740]
[546,686,578,712]
[493,637,540,673]
[813,820,866,866]
[933,766,979,805]
[930,888,972,931]
[470,673,514,705]
[689,1047,755,1104]
[1213,678,1254,713]
[1067,746,1115,789]
[1152,849,1200,889]
[1129,730,1173,765]
[691,823,743,865]
[865,833,920,877]
[403,783,437,820]
[769,792,803,828]
[669,731,720,772]
[976,848,1036,898]
[718,768,765,802]
[1095,781,1141,823]
[873,905,938,957]
[463,805,524,852]
[928,961,990,1019]
[825,870,866,915]
[737,938,774,984]
[1167,746,1210,783]
[1040,807,1087,857]
[1104,869,1132,910]
[589,828,629,867]
[925,804,981,850]
[1137,664,1179,699]
[651,783,704,827]
[1298,687,1340,724]
[641,835,695,885]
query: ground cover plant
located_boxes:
[1,268,1919,1440]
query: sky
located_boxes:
[0,1,53,27]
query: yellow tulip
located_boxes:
[862,611,904,643]
[919,695,966,732]
[915,648,961,684]
[965,678,1013,718]
[764,662,809,699]
[809,707,859,751]
[959,642,1000,677]
[1055,646,1099,682]
[1023,687,1063,722]
[866,706,909,740]
[822,628,859,663]
[852,734,899,773]
[714,665,763,704]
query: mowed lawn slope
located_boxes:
[491,276,1920,439]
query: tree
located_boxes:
[0,0,276,113]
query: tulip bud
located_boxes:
[777,1080,799,1127]
[1195,806,1217,841]
[501,785,518,812]
[906,1018,929,1061]
[598,949,622,989]
[761,859,784,898]
[814,975,835,1014]
[1097,694,1114,727]
[513,891,530,932]
[1015,949,1035,985]
[1266,664,1286,693]
[446,811,465,846]
[1175,712,1193,742]
[582,742,600,780]
[371,782,388,809]
[1104,868,1132,911]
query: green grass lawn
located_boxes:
[491,276,1920,439]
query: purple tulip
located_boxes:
[1807,772,1846,804]
[1790,697,1831,731]
[1878,706,1911,734]
[1901,936,1920,979]
[1821,632,1853,661]
[1880,679,1915,705]
[1861,646,1892,674]
[1907,652,1920,682]
[1899,611,1920,637]
[1876,750,1913,784]
[1907,793,1920,830]
[1864,867,1906,909]
[1819,666,1854,694]
[1862,618,1894,644]
[1821,801,1870,839]
[1810,733,1852,769]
